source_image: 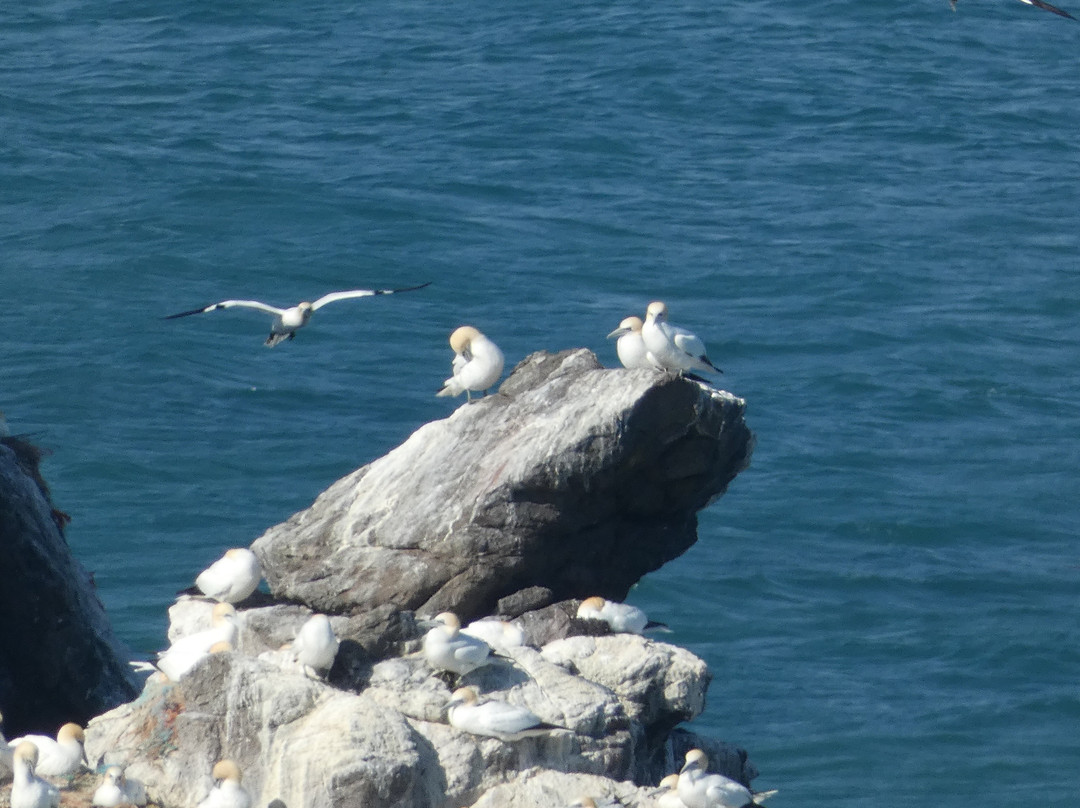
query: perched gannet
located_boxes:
[641,301,721,375]
[165,282,432,347]
[92,765,148,807]
[606,316,653,370]
[156,603,238,681]
[7,723,86,778]
[9,742,59,808]
[678,749,777,808]
[291,614,339,678]
[196,759,252,808]
[576,596,651,634]
[193,548,262,604]
[422,612,492,676]
[446,687,567,742]
[949,0,1076,19]
[461,618,526,655]
[567,799,598,808]
[436,326,505,400]
[657,773,689,808]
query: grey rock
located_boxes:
[252,349,752,624]
[0,438,138,735]
[87,652,445,808]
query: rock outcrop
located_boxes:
[253,349,752,624]
[0,437,138,736]
[63,349,760,807]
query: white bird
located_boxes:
[9,742,59,808]
[194,548,262,604]
[576,596,649,634]
[657,773,689,808]
[678,749,777,808]
[436,326,505,400]
[461,618,526,655]
[92,765,148,807]
[7,723,86,778]
[949,0,1076,18]
[606,316,653,370]
[567,799,598,808]
[422,612,492,676]
[446,687,567,742]
[641,301,721,376]
[291,614,339,677]
[156,603,238,681]
[165,282,432,347]
[196,759,252,808]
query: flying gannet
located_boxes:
[422,612,492,677]
[9,742,59,808]
[192,548,262,604]
[641,301,721,376]
[606,316,653,369]
[196,759,251,808]
[436,326,505,400]
[678,749,777,808]
[165,282,432,346]
[446,686,567,742]
[92,765,148,807]
[950,0,1076,19]
[7,723,86,778]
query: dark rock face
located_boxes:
[253,349,753,623]
[0,439,138,736]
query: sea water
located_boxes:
[2,2,1078,805]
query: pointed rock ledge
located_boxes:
[253,349,753,622]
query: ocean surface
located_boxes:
[3,1,1078,805]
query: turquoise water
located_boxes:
[3,2,1079,805]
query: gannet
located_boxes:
[606,316,653,370]
[291,614,339,678]
[657,773,689,808]
[92,765,148,807]
[678,749,777,808]
[446,687,567,742]
[422,612,492,676]
[9,743,59,808]
[567,799,598,808]
[461,618,526,655]
[193,548,261,604]
[641,301,721,375]
[156,603,237,681]
[165,282,432,346]
[196,759,252,808]
[7,723,86,778]
[949,0,1076,18]
[576,596,649,634]
[436,326,505,400]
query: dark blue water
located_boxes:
[3,2,1079,805]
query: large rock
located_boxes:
[0,437,138,735]
[253,349,752,622]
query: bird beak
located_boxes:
[606,327,630,339]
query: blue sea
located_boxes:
[3,1,1078,805]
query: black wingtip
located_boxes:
[377,281,433,296]
[163,305,210,320]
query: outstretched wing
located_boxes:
[311,281,432,311]
[164,300,286,319]
[1020,0,1077,19]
